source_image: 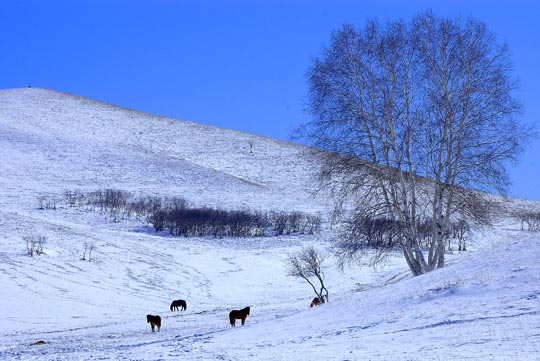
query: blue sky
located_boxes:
[1,0,539,200]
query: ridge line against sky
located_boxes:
[1,0,538,200]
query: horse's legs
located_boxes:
[151,323,155,332]
[241,317,246,326]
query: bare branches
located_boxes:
[287,246,329,303]
[81,242,96,261]
[301,12,528,275]
[62,189,321,238]
[24,236,46,257]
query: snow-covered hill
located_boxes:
[0,87,324,213]
[1,88,539,360]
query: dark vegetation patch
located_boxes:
[59,189,321,238]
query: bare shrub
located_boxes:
[64,189,321,238]
[271,211,321,236]
[24,236,46,257]
[64,190,84,208]
[451,219,470,251]
[515,211,540,231]
[336,215,470,268]
[37,195,58,210]
[81,242,96,261]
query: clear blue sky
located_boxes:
[1,0,538,200]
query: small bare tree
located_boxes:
[24,236,46,257]
[287,246,329,303]
[37,195,58,210]
[515,210,540,231]
[81,242,96,261]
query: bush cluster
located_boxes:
[515,210,540,231]
[24,235,46,257]
[342,215,469,252]
[62,189,321,238]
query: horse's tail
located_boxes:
[170,302,174,311]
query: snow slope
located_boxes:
[0,87,324,213]
[0,88,539,360]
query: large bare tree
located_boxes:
[302,12,529,275]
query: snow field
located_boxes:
[1,88,539,360]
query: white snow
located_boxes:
[0,88,539,360]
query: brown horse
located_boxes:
[310,297,322,307]
[170,299,187,311]
[229,306,250,327]
[146,314,161,332]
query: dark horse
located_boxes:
[170,299,187,311]
[310,297,322,307]
[146,314,161,332]
[229,306,250,327]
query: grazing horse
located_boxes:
[229,306,250,327]
[310,297,322,307]
[30,340,46,346]
[146,314,161,332]
[170,299,187,311]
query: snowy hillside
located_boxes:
[1,88,539,360]
[0,87,324,213]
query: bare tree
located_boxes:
[301,12,530,275]
[287,246,329,303]
[515,210,540,232]
[24,236,46,257]
[81,242,96,261]
[37,195,58,210]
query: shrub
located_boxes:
[516,210,540,231]
[24,236,46,257]
[63,189,321,238]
